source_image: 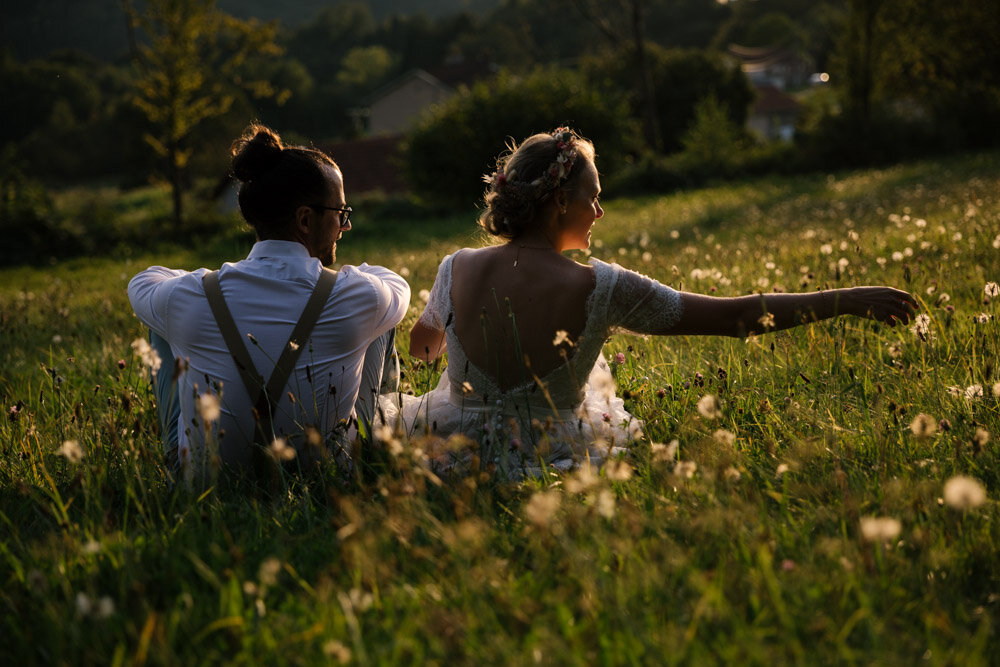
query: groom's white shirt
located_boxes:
[128,240,409,466]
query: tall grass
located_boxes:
[2,150,998,664]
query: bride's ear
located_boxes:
[554,190,569,215]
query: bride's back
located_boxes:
[450,245,594,390]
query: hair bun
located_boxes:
[231,124,284,183]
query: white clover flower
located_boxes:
[942,475,987,510]
[58,439,84,464]
[696,394,721,420]
[859,516,902,543]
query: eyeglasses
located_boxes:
[309,204,352,225]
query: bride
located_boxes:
[378,128,917,476]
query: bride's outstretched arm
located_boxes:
[409,319,447,362]
[663,287,918,338]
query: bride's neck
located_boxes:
[510,229,560,251]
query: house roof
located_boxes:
[362,57,496,106]
[321,135,407,195]
[752,84,801,114]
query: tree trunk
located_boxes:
[630,0,662,151]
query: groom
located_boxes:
[128,124,409,479]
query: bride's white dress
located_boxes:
[378,251,683,476]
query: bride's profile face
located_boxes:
[558,159,603,251]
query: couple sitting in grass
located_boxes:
[129,124,917,482]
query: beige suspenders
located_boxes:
[201,268,337,473]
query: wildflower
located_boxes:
[887,343,903,359]
[776,463,790,478]
[724,466,742,482]
[418,289,430,304]
[323,640,352,664]
[565,463,599,493]
[604,459,633,482]
[697,394,721,419]
[758,312,775,330]
[909,413,938,438]
[116,359,126,370]
[58,439,83,464]
[942,475,987,509]
[780,559,796,572]
[461,381,474,395]
[984,282,999,299]
[651,439,679,463]
[614,352,626,365]
[75,592,93,616]
[52,334,63,344]
[965,384,984,401]
[197,392,221,423]
[82,540,101,556]
[287,340,299,351]
[269,438,296,461]
[975,313,991,324]
[552,330,572,347]
[674,460,697,479]
[859,516,902,543]
[398,267,411,277]
[713,429,736,446]
[596,489,616,519]
[993,382,1000,398]
[973,428,990,448]
[258,557,282,587]
[910,313,933,339]
[524,490,561,527]
[590,371,616,401]
[820,243,833,255]
[95,596,115,619]
[130,338,162,373]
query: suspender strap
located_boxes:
[201,268,337,437]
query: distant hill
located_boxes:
[0,0,499,62]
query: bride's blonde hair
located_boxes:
[478,128,595,240]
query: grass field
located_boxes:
[2,150,999,664]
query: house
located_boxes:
[329,57,495,195]
[747,84,801,142]
[727,44,813,92]
[357,57,496,136]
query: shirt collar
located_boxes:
[247,239,313,260]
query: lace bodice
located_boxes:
[418,252,683,411]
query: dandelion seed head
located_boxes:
[197,392,221,423]
[909,413,938,438]
[651,439,679,463]
[58,439,83,464]
[696,394,721,419]
[604,459,633,482]
[943,475,987,509]
[965,384,984,401]
[418,289,430,304]
[674,460,697,479]
[269,438,296,461]
[724,466,742,482]
[259,557,282,587]
[984,282,999,298]
[776,463,790,477]
[552,330,572,347]
[596,489,616,519]
[130,338,162,373]
[973,428,990,448]
[525,490,561,527]
[713,429,736,446]
[565,463,599,493]
[860,516,902,543]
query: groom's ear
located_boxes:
[293,204,313,234]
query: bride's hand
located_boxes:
[845,286,918,325]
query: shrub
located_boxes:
[403,66,640,207]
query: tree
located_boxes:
[123,0,283,229]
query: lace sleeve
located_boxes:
[416,253,455,332]
[605,262,684,335]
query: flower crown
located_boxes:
[484,127,580,199]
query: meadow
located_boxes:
[2,150,999,664]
